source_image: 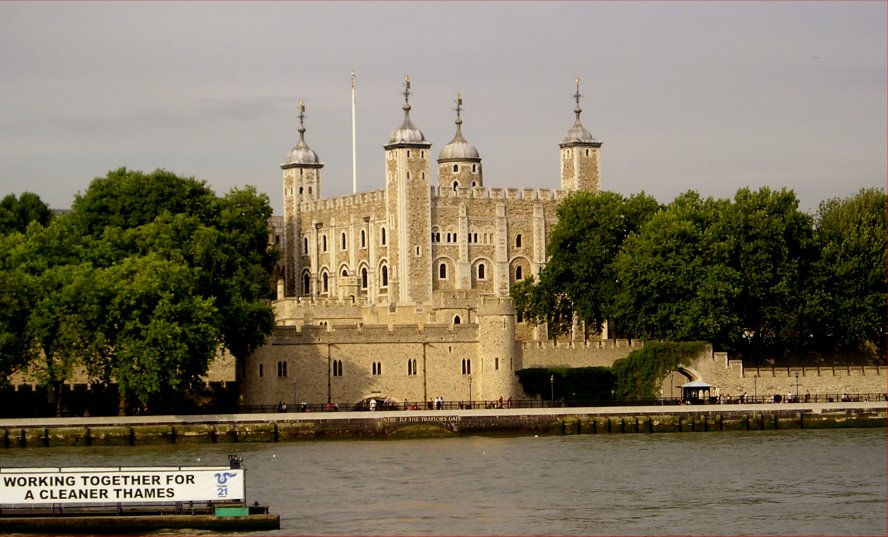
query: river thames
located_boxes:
[3,428,885,536]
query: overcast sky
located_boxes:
[1,1,885,215]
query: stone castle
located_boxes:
[240,77,625,407]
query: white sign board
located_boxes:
[0,467,245,505]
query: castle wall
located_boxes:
[665,349,887,400]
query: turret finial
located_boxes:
[455,92,463,126]
[574,77,582,120]
[298,100,306,136]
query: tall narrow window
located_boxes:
[302,273,310,295]
[259,364,264,377]
[341,232,347,250]
[516,234,522,247]
[439,263,447,279]
[453,164,458,172]
[322,235,327,252]
[361,267,368,289]
[381,265,388,287]
[452,181,458,191]
[322,272,329,293]
[303,237,308,254]
[381,227,387,245]
[361,230,366,248]
[516,266,523,281]
[478,263,485,280]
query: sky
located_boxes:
[1,1,885,215]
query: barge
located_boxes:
[0,455,280,533]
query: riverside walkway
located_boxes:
[1,401,885,447]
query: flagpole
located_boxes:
[351,71,357,194]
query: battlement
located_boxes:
[432,185,564,202]
[271,321,478,343]
[520,338,641,351]
[299,189,386,213]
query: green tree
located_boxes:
[613,191,738,344]
[806,188,887,357]
[0,192,53,234]
[95,254,221,410]
[614,187,814,361]
[65,168,275,410]
[512,191,660,338]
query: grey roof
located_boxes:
[283,102,321,167]
[438,121,480,162]
[388,76,428,146]
[681,380,714,388]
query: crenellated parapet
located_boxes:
[432,185,565,202]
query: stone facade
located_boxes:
[243,79,608,407]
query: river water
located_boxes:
[2,428,885,536]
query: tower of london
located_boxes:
[240,77,627,408]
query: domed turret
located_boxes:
[560,78,602,193]
[561,79,600,145]
[283,101,322,167]
[387,76,427,145]
[438,94,480,161]
[437,93,483,189]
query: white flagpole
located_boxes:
[351,71,357,194]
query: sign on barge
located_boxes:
[0,455,279,533]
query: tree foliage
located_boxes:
[512,191,660,338]
[516,367,616,401]
[0,192,53,234]
[610,341,707,399]
[515,186,884,364]
[805,188,887,356]
[0,169,276,412]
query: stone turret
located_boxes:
[383,76,433,305]
[281,101,323,297]
[560,78,602,193]
[437,93,483,190]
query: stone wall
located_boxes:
[666,349,886,400]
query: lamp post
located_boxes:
[550,374,554,403]
[468,374,472,409]
[753,374,758,402]
[794,370,800,402]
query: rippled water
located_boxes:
[3,428,885,536]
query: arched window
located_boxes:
[322,272,329,293]
[516,234,522,247]
[381,265,388,287]
[361,267,368,289]
[452,181,458,191]
[303,237,308,253]
[453,164,458,172]
[461,358,472,375]
[439,263,447,279]
[515,266,523,281]
[332,360,343,377]
[302,272,310,295]
[277,361,288,377]
[478,263,485,280]
[308,186,312,194]
[454,315,461,325]
[299,186,303,194]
